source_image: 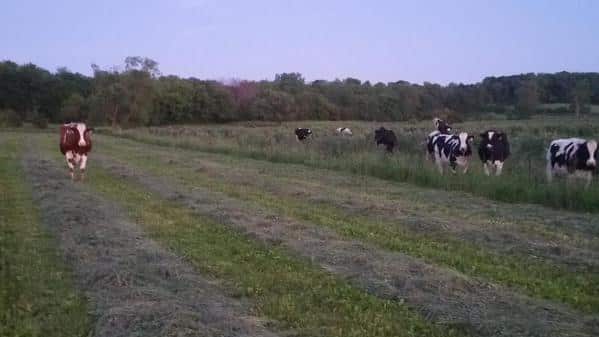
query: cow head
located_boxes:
[480,130,506,149]
[66,123,93,147]
[587,140,598,168]
[458,132,474,154]
[433,118,452,134]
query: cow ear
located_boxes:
[468,135,474,142]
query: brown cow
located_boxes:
[60,122,93,180]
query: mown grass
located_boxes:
[0,135,90,337]
[100,117,599,213]
[93,141,599,314]
[39,152,467,337]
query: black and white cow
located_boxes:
[546,138,598,187]
[336,127,353,136]
[426,118,453,160]
[374,127,398,153]
[478,130,510,176]
[428,132,474,174]
[295,128,312,141]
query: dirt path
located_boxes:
[93,154,599,337]
[21,152,282,337]
[95,136,599,272]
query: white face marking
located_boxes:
[76,123,87,147]
[458,132,468,152]
[587,140,597,166]
[488,131,495,141]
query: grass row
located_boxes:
[92,136,599,313]
[100,129,599,213]
[36,139,464,337]
[97,134,599,244]
[0,135,89,337]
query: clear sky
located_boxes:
[1,0,598,84]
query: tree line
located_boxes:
[1,57,599,127]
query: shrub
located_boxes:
[32,117,49,129]
[0,109,23,127]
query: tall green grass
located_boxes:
[0,135,90,337]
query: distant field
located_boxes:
[539,103,599,114]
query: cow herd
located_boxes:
[60,121,597,187]
[293,118,598,187]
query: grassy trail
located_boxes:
[0,134,89,337]
[34,134,463,337]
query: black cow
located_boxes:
[428,132,474,174]
[295,128,312,141]
[433,117,452,134]
[546,138,598,188]
[478,130,510,176]
[374,127,398,153]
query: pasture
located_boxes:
[2,115,599,337]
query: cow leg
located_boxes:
[73,154,82,181]
[495,161,504,176]
[483,162,491,176]
[566,173,577,188]
[79,154,88,181]
[462,162,469,174]
[546,163,554,183]
[434,154,444,174]
[583,171,592,189]
[449,157,457,174]
[65,152,75,180]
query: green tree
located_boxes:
[60,93,87,122]
[88,57,159,127]
[571,79,591,118]
[515,80,538,117]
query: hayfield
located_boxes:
[2,115,599,337]
[103,115,599,211]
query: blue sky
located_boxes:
[1,0,598,84]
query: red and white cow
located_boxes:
[59,122,93,180]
